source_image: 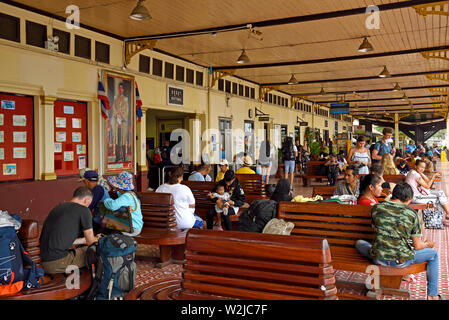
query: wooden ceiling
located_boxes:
[7,0,449,122]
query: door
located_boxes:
[244,120,255,160]
[219,118,232,162]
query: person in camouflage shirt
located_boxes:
[355,182,444,300]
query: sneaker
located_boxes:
[216,226,223,231]
[147,187,154,192]
[223,207,228,216]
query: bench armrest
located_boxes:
[18,219,39,241]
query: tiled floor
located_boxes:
[134,163,449,300]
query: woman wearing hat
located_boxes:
[103,171,143,237]
[216,159,229,182]
[235,155,255,174]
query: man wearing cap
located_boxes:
[81,170,110,233]
[216,159,229,182]
[235,155,255,174]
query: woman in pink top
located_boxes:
[405,159,449,223]
[358,174,383,206]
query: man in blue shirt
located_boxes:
[81,170,110,233]
[188,163,212,181]
[405,140,416,154]
[371,127,396,163]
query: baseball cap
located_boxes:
[219,159,229,166]
[83,170,99,182]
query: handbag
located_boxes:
[262,218,294,235]
[98,203,134,233]
[422,202,445,230]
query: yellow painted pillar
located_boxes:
[136,108,148,173]
[394,113,400,149]
[189,115,202,165]
[87,100,100,172]
[39,95,57,180]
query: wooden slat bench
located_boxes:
[235,173,268,203]
[277,202,427,299]
[299,161,344,187]
[0,219,92,300]
[126,229,339,300]
[135,192,188,268]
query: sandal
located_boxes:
[438,294,446,300]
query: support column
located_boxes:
[446,117,449,148]
[136,109,148,192]
[189,115,202,165]
[394,113,400,149]
[40,95,57,180]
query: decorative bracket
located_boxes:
[413,1,449,17]
[210,70,236,88]
[291,97,302,109]
[426,72,449,82]
[259,85,279,101]
[430,95,449,103]
[429,87,449,95]
[125,39,158,66]
[421,49,449,62]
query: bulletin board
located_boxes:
[54,100,88,176]
[0,94,34,181]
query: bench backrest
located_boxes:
[278,202,374,248]
[235,174,267,202]
[181,181,217,218]
[312,186,336,199]
[306,161,325,176]
[382,174,406,184]
[176,229,337,300]
[138,192,177,232]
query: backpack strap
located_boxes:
[126,192,138,212]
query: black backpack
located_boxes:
[237,200,278,233]
[282,138,294,161]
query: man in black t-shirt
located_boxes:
[40,187,99,275]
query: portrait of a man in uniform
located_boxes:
[104,72,134,172]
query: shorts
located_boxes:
[193,214,204,228]
[284,160,295,173]
[41,246,87,275]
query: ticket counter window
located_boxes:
[0,94,34,181]
[54,100,87,176]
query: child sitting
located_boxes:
[208,181,231,231]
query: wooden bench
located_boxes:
[125,229,339,300]
[382,174,406,184]
[135,192,188,268]
[0,219,92,300]
[235,173,268,203]
[299,161,344,187]
[278,202,427,299]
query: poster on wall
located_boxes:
[1,100,15,110]
[56,132,66,142]
[13,115,26,127]
[55,117,67,128]
[76,144,86,154]
[13,132,26,143]
[72,118,82,129]
[64,106,74,114]
[72,132,82,142]
[0,114,4,126]
[0,148,3,160]
[55,142,62,153]
[64,151,74,161]
[103,71,135,173]
[0,131,3,143]
[3,164,16,175]
[79,156,86,170]
[13,147,26,159]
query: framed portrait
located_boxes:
[103,71,135,174]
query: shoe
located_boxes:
[216,226,223,231]
[438,295,446,300]
[222,207,228,216]
[147,187,154,192]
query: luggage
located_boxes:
[422,202,445,230]
[84,233,137,300]
[262,218,294,235]
[282,137,295,161]
[237,200,278,233]
[0,212,44,296]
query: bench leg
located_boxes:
[171,244,186,264]
[156,245,173,269]
[302,177,309,187]
[379,275,411,298]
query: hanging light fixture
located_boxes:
[358,37,374,53]
[237,49,250,64]
[401,92,407,101]
[130,0,151,20]
[378,65,391,78]
[319,86,326,95]
[288,74,298,85]
[393,82,401,91]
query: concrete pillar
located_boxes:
[190,116,201,165]
[394,113,400,149]
[39,95,57,180]
[135,109,148,192]
[446,117,449,148]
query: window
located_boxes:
[53,28,70,54]
[196,71,203,86]
[139,55,150,74]
[186,69,194,84]
[95,41,110,64]
[164,62,174,79]
[250,87,255,99]
[75,35,91,59]
[0,13,20,43]
[153,58,163,76]
[225,80,231,93]
[232,82,238,95]
[218,79,224,91]
[268,94,272,103]
[245,86,250,98]
[325,120,328,128]
[239,84,244,96]
[26,21,46,48]
[176,65,184,82]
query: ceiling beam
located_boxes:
[125,0,441,41]
[214,45,449,71]
[315,95,441,104]
[262,69,449,87]
[293,84,449,97]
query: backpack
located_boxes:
[153,153,162,164]
[237,200,278,233]
[84,233,137,300]
[0,214,44,296]
[282,138,295,161]
[372,142,385,164]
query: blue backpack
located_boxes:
[84,233,137,300]
[0,214,44,296]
